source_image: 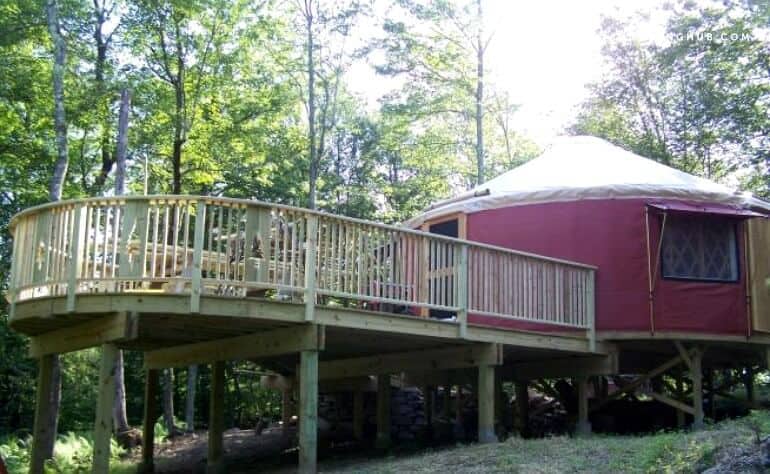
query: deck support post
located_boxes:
[207,361,225,474]
[692,349,704,430]
[453,383,466,440]
[576,376,591,436]
[705,369,716,420]
[139,368,159,473]
[478,364,497,443]
[93,344,119,474]
[675,372,685,428]
[30,354,59,474]
[375,374,391,450]
[353,389,365,441]
[299,350,319,473]
[515,382,530,438]
[281,388,292,438]
[495,370,505,434]
[744,366,757,408]
[423,386,434,439]
[442,384,451,419]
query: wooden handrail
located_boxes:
[8,196,598,336]
[10,195,598,271]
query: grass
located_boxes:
[318,410,770,473]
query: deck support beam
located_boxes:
[299,350,319,473]
[30,354,59,474]
[93,344,119,474]
[353,389,365,441]
[692,349,704,430]
[29,312,138,358]
[515,382,530,438]
[139,368,159,473]
[478,364,497,443]
[675,373,686,428]
[503,354,618,381]
[423,386,434,439]
[744,366,757,408]
[145,325,325,369]
[319,343,502,380]
[207,361,225,474]
[281,388,292,438]
[375,374,391,450]
[575,377,591,436]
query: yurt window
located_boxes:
[661,216,739,282]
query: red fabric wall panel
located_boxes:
[464,199,748,335]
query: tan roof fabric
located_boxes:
[406,136,769,227]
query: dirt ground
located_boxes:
[132,426,299,473]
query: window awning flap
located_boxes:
[647,201,765,218]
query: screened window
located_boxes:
[660,216,738,282]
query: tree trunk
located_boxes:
[185,365,197,433]
[114,89,130,196]
[112,91,131,435]
[305,2,317,209]
[475,0,485,186]
[38,1,67,464]
[162,368,177,436]
[113,350,130,433]
[172,60,185,195]
[93,0,114,191]
[47,0,68,202]
[172,139,183,194]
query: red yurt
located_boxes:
[407,136,770,339]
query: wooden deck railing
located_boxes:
[7,196,597,348]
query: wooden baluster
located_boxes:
[182,202,191,272]
[150,205,159,279]
[458,244,468,338]
[161,204,170,279]
[66,205,86,312]
[110,204,120,278]
[304,215,318,321]
[191,201,206,313]
[172,203,180,276]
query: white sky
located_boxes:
[348,0,672,145]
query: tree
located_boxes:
[113,89,131,437]
[33,0,70,467]
[376,0,492,185]
[571,2,770,192]
[127,0,236,194]
[288,0,367,209]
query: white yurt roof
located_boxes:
[405,135,770,227]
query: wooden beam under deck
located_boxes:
[502,353,620,381]
[144,325,326,369]
[13,294,607,358]
[28,312,138,358]
[318,343,503,380]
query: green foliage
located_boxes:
[0,432,130,474]
[571,1,770,195]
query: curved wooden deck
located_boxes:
[8,195,599,349]
[8,195,605,473]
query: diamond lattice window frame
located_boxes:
[660,215,739,283]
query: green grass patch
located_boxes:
[323,411,770,473]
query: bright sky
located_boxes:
[348,0,672,145]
